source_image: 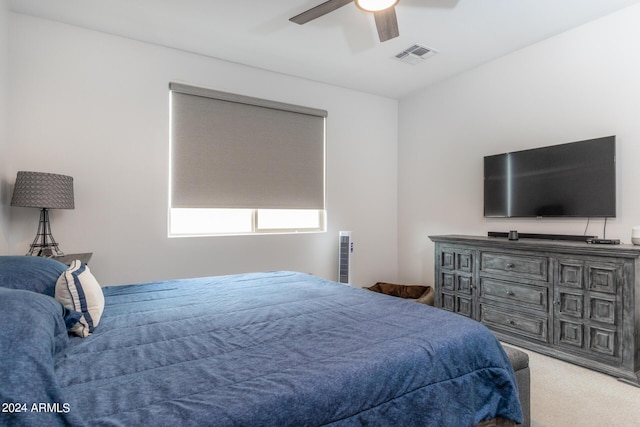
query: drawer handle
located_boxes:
[506,263,515,269]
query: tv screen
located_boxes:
[484,136,616,218]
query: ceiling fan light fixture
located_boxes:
[355,0,399,12]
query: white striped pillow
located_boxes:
[55,260,104,338]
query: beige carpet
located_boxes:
[511,345,640,426]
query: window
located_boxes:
[169,83,327,236]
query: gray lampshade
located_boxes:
[11,171,75,209]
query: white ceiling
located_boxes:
[9,0,640,99]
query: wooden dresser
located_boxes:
[429,234,640,385]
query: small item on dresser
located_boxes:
[632,226,640,245]
[586,238,621,245]
[508,230,519,241]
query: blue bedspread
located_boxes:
[5,271,522,426]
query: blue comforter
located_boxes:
[3,271,522,426]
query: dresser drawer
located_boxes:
[479,278,548,311]
[480,252,549,281]
[440,248,474,273]
[481,304,549,343]
[558,258,622,294]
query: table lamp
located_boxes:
[11,171,74,257]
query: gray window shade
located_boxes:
[170,83,327,210]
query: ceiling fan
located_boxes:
[290,0,401,42]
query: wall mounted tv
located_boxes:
[484,136,616,218]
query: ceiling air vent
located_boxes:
[394,44,437,65]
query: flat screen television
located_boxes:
[484,136,616,218]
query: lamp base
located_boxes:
[27,208,65,257]
[27,246,63,257]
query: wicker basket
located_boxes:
[365,282,434,306]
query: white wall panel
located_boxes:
[0,0,9,254]
[398,4,640,285]
[7,14,398,286]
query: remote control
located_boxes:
[587,238,621,245]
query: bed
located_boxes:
[0,256,522,426]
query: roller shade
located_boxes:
[170,83,327,209]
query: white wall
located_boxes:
[398,4,640,285]
[8,14,398,287]
[0,0,9,254]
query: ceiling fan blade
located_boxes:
[373,7,399,42]
[290,0,354,25]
